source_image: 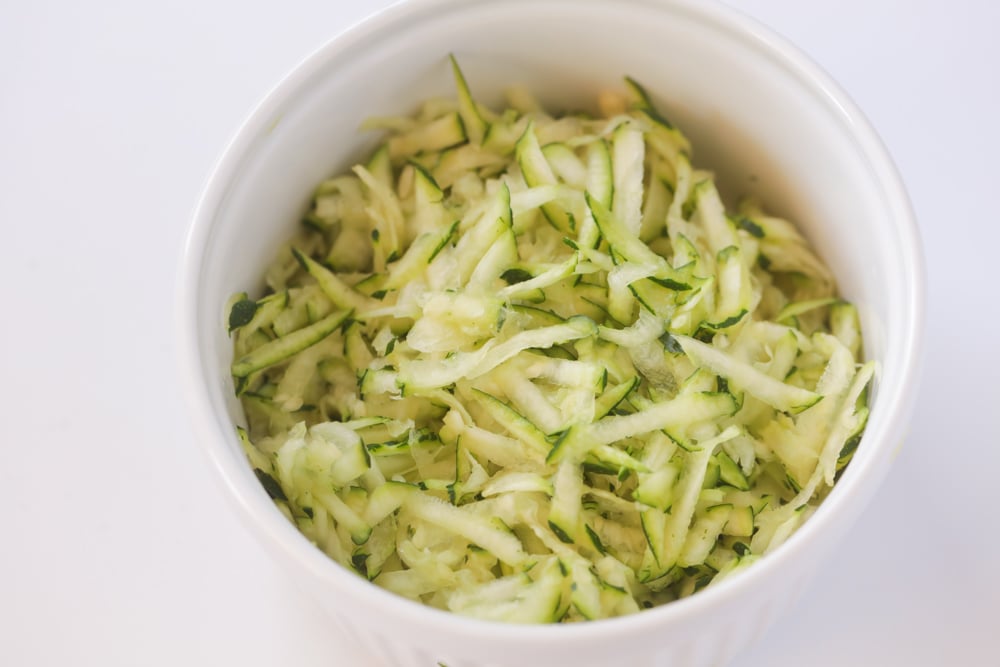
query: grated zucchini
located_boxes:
[227,57,873,623]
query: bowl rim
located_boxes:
[177,0,925,644]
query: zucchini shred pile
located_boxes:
[227,57,873,623]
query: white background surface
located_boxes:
[2,1,997,665]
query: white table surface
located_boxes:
[3,1,997,665]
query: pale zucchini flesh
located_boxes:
[228,57,873,623]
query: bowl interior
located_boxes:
[184,0,920,660]
[195,0,911,458]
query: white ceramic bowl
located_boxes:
[178,1,924,665]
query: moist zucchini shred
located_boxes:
[226,56,873,624]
